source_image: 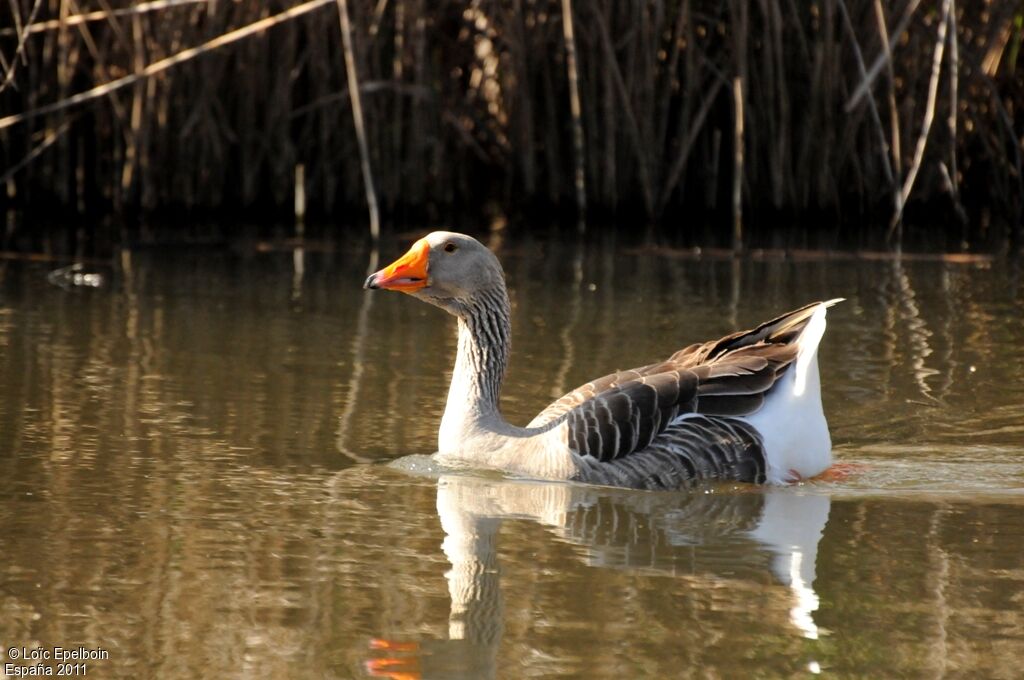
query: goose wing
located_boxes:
[537,300,842,464]
[526,362,670,428]
[555,352,785,463]
[529,299,840,428]
[668,298,843,366]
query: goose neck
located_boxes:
[441,288,511,444]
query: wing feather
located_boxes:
[541,300,841,465]
[562,371,697,462]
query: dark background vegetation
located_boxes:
[1,0,1022,250]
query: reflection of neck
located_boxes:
[441,287,512,450]
[441,514,503,644]
[437,481,504,680]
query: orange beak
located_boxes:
[364,238,429,293]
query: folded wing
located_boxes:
[539,300,841,465]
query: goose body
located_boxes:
[365,232,838,490]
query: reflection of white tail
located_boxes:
[743,302,833,484]
[435,474,832,658]
[749,491,831,640]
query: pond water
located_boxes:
[1,232,1023,679]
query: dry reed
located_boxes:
[0,1,1021,246]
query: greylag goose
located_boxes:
[364,231,840,489]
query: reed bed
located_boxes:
[0,0,1021,245]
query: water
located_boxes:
[1,234,1023,679]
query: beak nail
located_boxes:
[364,273,379,290]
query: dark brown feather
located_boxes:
[695,393,766,416]
[535,300,841,466]
[563,371,698,462]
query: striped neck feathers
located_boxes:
[441,286,512,448]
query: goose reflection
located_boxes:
[367,474,830,679]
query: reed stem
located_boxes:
[336,0,380,243]
[1,0,1021,243]
[889,0,953,241]
[0,0,336,130]
[560,0,586,227]
[732,76,744,252]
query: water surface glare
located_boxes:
[1,236,1023,678]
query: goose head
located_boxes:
[363,231,505,316]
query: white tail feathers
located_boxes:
[741,301,835,483]
[793,304,828,397]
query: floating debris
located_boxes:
[46,263,105,289]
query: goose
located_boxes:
[364,231,841,489]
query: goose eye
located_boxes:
[443,243,458,253]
